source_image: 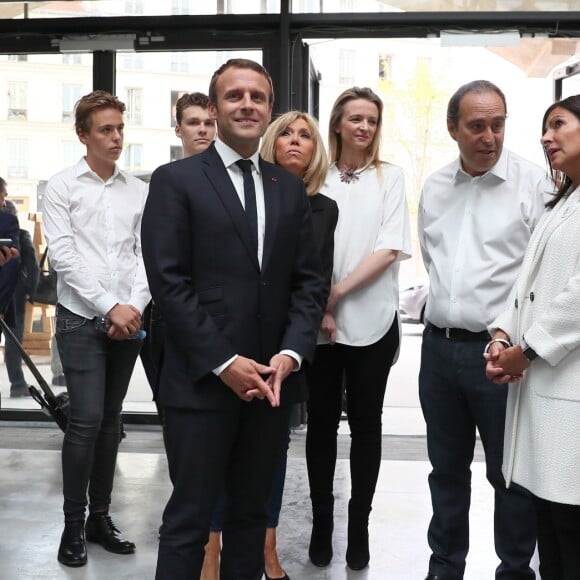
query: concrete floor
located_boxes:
[0,423,538,580]
[0,324,539,579]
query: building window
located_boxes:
[338,49,355,85]
[124,143,143,170]
[121,53,144,70]
[62,84,82,122]
[8,54,27,62]
[339,0,354,10]
[62,54,82,65]
[126,88,143,125]
[124,0,144,14]
[171,0,189,14]
[8,139,28,178]
[170,145,183,162]
[62,141,83,167]
[7,81,27,120]
[170,53,189,73]
[379,54,393,82]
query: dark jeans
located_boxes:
[534,495,580,580]
[55,304,141,521]
[5,285,27,391]
[305,319,399,518]
[419,326,536,579]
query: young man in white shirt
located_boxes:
[43,90,150,568]
[418,80,550,580]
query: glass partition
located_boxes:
[1,0,281,19]
[308,35,567,286]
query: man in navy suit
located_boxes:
[142,59,323,580]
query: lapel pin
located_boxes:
[271,177,278,182]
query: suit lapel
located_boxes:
[260,159,280,272]
[202,145,260,270]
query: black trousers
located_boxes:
[156,400,291,580]
[534,495,580,580]
[305,319,399,517]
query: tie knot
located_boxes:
[236,159,253,174]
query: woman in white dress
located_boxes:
[305,87,411,571]
[485,94,580,580]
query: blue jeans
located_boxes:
[419,326,536,579]
[56,304,141,521]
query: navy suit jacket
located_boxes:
[142,144,324,410]
[0,212,20,319]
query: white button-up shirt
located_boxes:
[43,157,150,319]
[418,148,552,332]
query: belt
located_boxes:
[427,323,489,342]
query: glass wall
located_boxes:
[1,0,281,19]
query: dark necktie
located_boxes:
[235,159,258,251]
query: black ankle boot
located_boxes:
[346,505,370,571]
[85,512,135,554]
[309,512,334,567]
[58,520,87,567]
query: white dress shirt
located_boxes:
[212,138,302,374]
[320,162,412,347]
[418,148,552,332]
[43,157,151,319]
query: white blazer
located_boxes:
[491,186,580,505]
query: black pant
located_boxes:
[419,326,536,579]
[534,495,580,580]
[305,319,399,517]
[56,305,141,521]
[156,401,291,580]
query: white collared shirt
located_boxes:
[418,148,552,332]
[43,157,151,319]
[214,138,266,267]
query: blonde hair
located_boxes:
[260,111,328,196]
[328,86,383,171]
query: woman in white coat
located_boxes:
[485,94,580,580]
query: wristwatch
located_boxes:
[522,339,538,362]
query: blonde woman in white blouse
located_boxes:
[305,87,411,571]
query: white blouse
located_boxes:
[320,162,411,346]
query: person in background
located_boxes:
[202,110,337,580]
[306,87,411,571]
[43,90,150,568]
[1,198,40,398]
[140,92,217,396]
[143,59,323,580]
[485,94,580,580]
[0,177,21,406]
[418,80,550,580]
[175,91,217,158]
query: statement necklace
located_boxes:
[338,165,363,184]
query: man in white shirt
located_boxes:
[418,80,549,580]
[43,91,150,568]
